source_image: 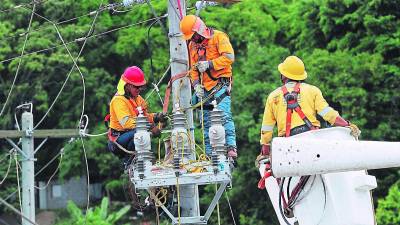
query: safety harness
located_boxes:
[281,82,315,137]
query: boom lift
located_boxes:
[259,127,400,225]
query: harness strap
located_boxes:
[162,71,189,113]
[281,82,314,137]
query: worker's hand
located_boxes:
[154,112,168,124]
[194,84,205,98]
[255,145,270,167]
[150,126,161,138]
[347,122,361,139]
[197,61,210,73]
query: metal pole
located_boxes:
[21,111,35,225]
[167,0,200,221]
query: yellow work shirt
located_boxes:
[109,95,154,131]
[189,30,234,91]
[260,82,339,145]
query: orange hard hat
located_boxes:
[180,15,211,40]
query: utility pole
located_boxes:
[167,0,200,220]
[21,111,35,225]
[0,106,82,225]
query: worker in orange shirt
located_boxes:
[258,56,360,158]
[107,66,167,169]
[180,15,237,159]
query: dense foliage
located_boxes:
[0,0,399,224]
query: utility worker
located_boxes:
[259,56,360,157]
[179,15,237,158]
[107,66,167,169]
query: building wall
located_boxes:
[38,176,102,210]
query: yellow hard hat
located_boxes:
[278,56,308,80]
[179,15,210,40]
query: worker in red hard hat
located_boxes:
[107,66,167,169]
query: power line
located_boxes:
[0,0,47,14]
[0,14,168,64]
[33,2,108,130]
[1,2,142,42]
[0,3,37,117]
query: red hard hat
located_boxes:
[121,66,146,86]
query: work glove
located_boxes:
[255,145,270,168]
[194,84,205,98]
[150,126,161,138]
[347,122,361,139]
[154,112,168,124]
[197,61,210,73]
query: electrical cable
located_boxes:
[0,197,38,225]
[0,152,13,185]
[3,138,75,202]
[33,2,104,130]
[278,178,292,225]
[147,18,158,79]
[80,136,91,222]
[146,0,168,36]
[0,0,47,14]
[145,64,171,101]
[0,3,36,117]
[0,14,168,65]
[14,154,22,217]
[34,149,64,190]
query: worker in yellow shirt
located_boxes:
[107,66,167,169]
[259,56,360,157]
[180,15,237,159]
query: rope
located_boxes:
[0,3,36,117]
[225,191,237,225]
[176,0,184,19]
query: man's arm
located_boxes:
[210,32,234,71]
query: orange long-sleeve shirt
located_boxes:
[188,30,234,91]
[109,95,154,131]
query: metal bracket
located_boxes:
[5,138,28,159]
[169,32,183,38]
[170,58,188,65]
[25,129,33,137]
[203,182,228,221]
[33,137,48,154]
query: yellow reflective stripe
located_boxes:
[318,106,332,117]
[261,125,274,131]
